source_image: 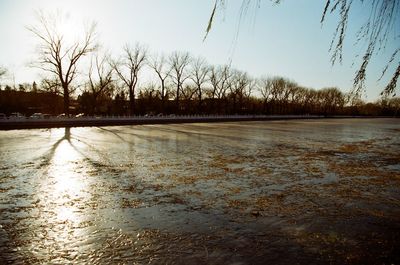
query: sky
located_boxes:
[0,0,398,101]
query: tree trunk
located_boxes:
[92,94,98,115]
[63,84,69,115]
[176,86,180,113]
[198,90,202,113]
[129,88,135,115]
[161,80,165,113]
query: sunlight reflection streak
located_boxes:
[37,129,93,256]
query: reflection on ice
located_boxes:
[33,128,93,262]
[56,206,76,223]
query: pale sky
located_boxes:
[0,0,398,101]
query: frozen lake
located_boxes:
[1,119,399,264]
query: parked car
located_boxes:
[56,113,68,118]
[30,113,44,119]
[9,112,25,119]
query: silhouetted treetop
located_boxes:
[0,66,7,79]
[112,43,147,115]
[27,10,97,114]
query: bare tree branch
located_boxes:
[27,10,97,114]
[206,0,400,97]
[149,53,171,111]
[112,43,147,115]
[169,51,191,111]
[189,57,210,112]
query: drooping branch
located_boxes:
[206,0,400,97]
[322,0,400,96]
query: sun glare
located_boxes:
[39,129,92,227]
[51,140,83,193]
[56,12,83,46]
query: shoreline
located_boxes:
[0,115,397,130]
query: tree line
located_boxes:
[1,74,400,117]
[1,11,399,117]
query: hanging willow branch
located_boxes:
[203,1,218,41]
[206,0,400,97]
[321,0,400,97]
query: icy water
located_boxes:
[0,118,399,264]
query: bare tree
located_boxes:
[292,86,309,113]
[149,53,171,112]
[0,66,7,90]
[258,77,273,99]
[208,66,220,100]
[209,65,231,100]
[181,84,197,101]
[138,82,161,114]
[264,76,292,113]
[318,87,345,115]
[0,66,6,79]
[258,77,273,112]
[87,51,114,114]
[190,57,210,112]
[27,11,97,115]
[40,77,61,94]
[267,77,282,103]
[207,65,232,114]
[179,84,195,112]
[169,51,191,112]
[112,43,147,115]
[229,70,253,113]
[139,82,161,100]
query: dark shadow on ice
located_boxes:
[96,127,127,142]
[95,126,168,144]
[39,127,109,170]
[41,127,72,164]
